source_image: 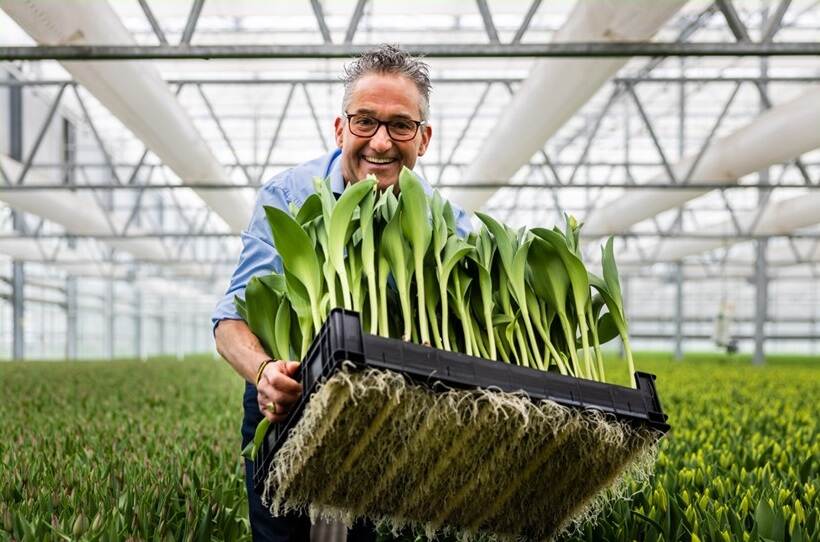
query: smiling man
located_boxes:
[212,45,470,541]
[335,70,431,192]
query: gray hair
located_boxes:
[342,44,432,120]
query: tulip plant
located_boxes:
[237,167,634,384]
[237,167,638,462]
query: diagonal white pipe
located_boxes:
[0,237,127,278]
[632,192,820,262]
[451,0,686,213]
[1,154,171,261]
[583,86,820,236]
[1,155,229,281]
[1,0,253,232]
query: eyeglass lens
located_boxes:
[348,114,419,141]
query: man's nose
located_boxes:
[369,124,393,152]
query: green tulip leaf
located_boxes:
[264,205,324,331]
[245,276,281,360]
[399,167,433,345]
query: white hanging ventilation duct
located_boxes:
[452,0,686,213]
[632,191,820,262]
[0,155,228,281]
[1,0,253,232]
[1,154,172,262]
[0,237,128,279]
[583,86,820,236]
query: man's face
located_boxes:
[334,73,432,192]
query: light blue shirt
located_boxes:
[211,148,473,327]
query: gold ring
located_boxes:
[266,402,276,414]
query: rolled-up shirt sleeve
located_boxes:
[211,183,289,330]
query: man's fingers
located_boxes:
[255,360,302,420]
[257,378,298,406]
[257,396,293,421]
[268,365,303,395]
[284,361,301,376]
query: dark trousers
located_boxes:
[242,382,378,542]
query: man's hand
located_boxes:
[256,361,302,423]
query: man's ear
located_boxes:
[417,124,432,157]
[334,116,344,148]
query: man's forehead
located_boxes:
[347,73,423,116]
[348,106,413,120]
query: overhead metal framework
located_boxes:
[2,41,820,60]
[1,0,819,360]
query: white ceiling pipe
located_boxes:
[614,249,820,266]
[451,0,686,213]
[2,156,222,281]
[0,238,97,262]
[1,0,253,232]
[615,259,820,276]
[1,154,171,261]
[0,239,128,278]
[615,191,820,262]
[767,240,820,264]
[0,249,230,284]
[616,266,819,279]
[583,86,820,236]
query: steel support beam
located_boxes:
[10,73,25,360]
[196,84,253,183]
[301,84,329,152]
[8,229,820,242]
[72,86,122,186]
[753,239,768,365]
[4,75,820,87]
[627,83,678,183]
[717,0,751,42]
[674,262,684,360]
[344,0,369,44]
[762,0,792,42]
[135,290,144,361]
[257,84,297,184]
[137,0,169,45]
[12,262,25,360]
[678,57,686,160]
[158,314,166,357]
[9,75,23,161]
[438,83,493,182]
[106,279,115,360]
[631,333,815,341]
[753,48,770,366]
[1,42,818,61]
[15,84,66,185]
[476,0,500,43]
[19,158,820,171]
[511,0,542,44]
[65,276,78,360]
[309,0,333,44]
[180,0,206,45]
[175,312,184,360]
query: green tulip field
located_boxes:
[1,353,817,541]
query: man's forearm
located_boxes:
[214,319,271,383]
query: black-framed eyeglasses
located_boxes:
[344,112,426,142]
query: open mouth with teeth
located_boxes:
[361,155,398,166]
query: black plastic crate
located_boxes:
[253,308,669,493]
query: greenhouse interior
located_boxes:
[1,1,818,541]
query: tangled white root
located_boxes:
[263,365,660,541]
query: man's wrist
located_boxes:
[254,358,276,386]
